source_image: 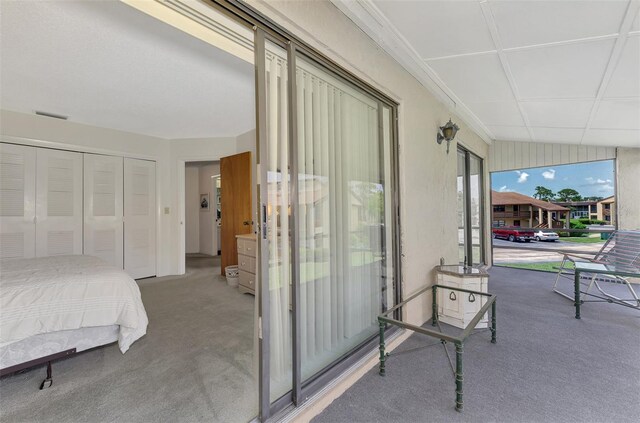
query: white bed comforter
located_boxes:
[0,255,148,353]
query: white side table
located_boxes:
[435,265,489,329]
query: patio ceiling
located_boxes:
[332,0,640,148]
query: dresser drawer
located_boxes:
[239,270,256,290]
[238,254,255,273]
[244,239,256,258]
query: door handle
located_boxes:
[243,220,253,226]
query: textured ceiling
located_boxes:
[337,0,640,147]
[0,0,255,140]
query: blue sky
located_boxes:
[491,160,615,198]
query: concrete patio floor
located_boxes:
[313,267,640,423]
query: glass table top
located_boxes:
[436,265,489,277]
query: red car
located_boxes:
[492,227,534,242]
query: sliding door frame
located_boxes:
[458,146,485,266]
[204,1,401,420]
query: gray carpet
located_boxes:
[314,267,640,423]
[0,255,258,423]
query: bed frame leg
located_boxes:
[40,361,53,390]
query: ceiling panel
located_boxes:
[530,127,585,143]
[520,100,594,128]
[490,0,628,49]
[372,0,495,59]
[0,0,255,140]
[486,125,531,142]
[506,39,615,99]
[427,53,514,103]
[466,101,525,127]
[631,10,640,33]
[603,35,640,98]
[583,128,640,147]
[591,99,640,130]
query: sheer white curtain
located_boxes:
[296,57,386,381]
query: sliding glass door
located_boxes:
[254,25,398,421]
[457,147,484,265]
[294,55,393,382]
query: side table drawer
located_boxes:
[239,270,255,290]
[238,254,255,273]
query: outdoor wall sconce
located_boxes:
[437,119,460,154]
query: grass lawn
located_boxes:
[496,261,573,273]
[561,236,605,244]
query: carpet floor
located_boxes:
[313,267,640,423]
[0,255,258,423]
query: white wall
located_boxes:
[0,109,174,277]
[198,162,220,255]
[185,165,200,253]
[489,140,616,172]
[616,148,640,230]
[1,109,254,276]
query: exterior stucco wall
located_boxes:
[616,148,640,230]
[247,0,491,327]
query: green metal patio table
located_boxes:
[377,272,496,412]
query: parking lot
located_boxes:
[492,237,604,263]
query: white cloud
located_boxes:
[585,177,612,186]
[584,177,614,193]
[515,170,529,183]
[542,169,555,180]
[499,185,514,192]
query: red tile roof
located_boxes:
[491,190,570,211]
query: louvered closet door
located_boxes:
[124,158,156,279]
[35,148,83,257]
[0,143,36,259]
[84,154,123,268]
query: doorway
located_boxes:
[185,161,220,261]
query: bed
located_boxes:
[0,255,148,388]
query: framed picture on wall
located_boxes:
[200,193,210,211]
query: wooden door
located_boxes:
[35,148,83,257]
[220,151,252,275]
[124,158,156,279]
[84,154,124,268]
[0,143,36,259]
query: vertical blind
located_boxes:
[265,48,393,394]
[296,56,385,381]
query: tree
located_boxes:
[556,188,582,202]
[533,186,555,201]
[582,196,603,202]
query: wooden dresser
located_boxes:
[236,233,257,295]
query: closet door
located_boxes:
[124,158,156,279]
[84,154,123,268]
[0,143,36,259]
[35,148,83,257]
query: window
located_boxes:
[513,205,519,212]
[513,220,520,227]
[457,147,484,265]
[493,205,505,212]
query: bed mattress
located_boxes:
[0,255,148,363]
[0,325,119,369]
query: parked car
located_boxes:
[492,227,535,242]
[534,230,559,242]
